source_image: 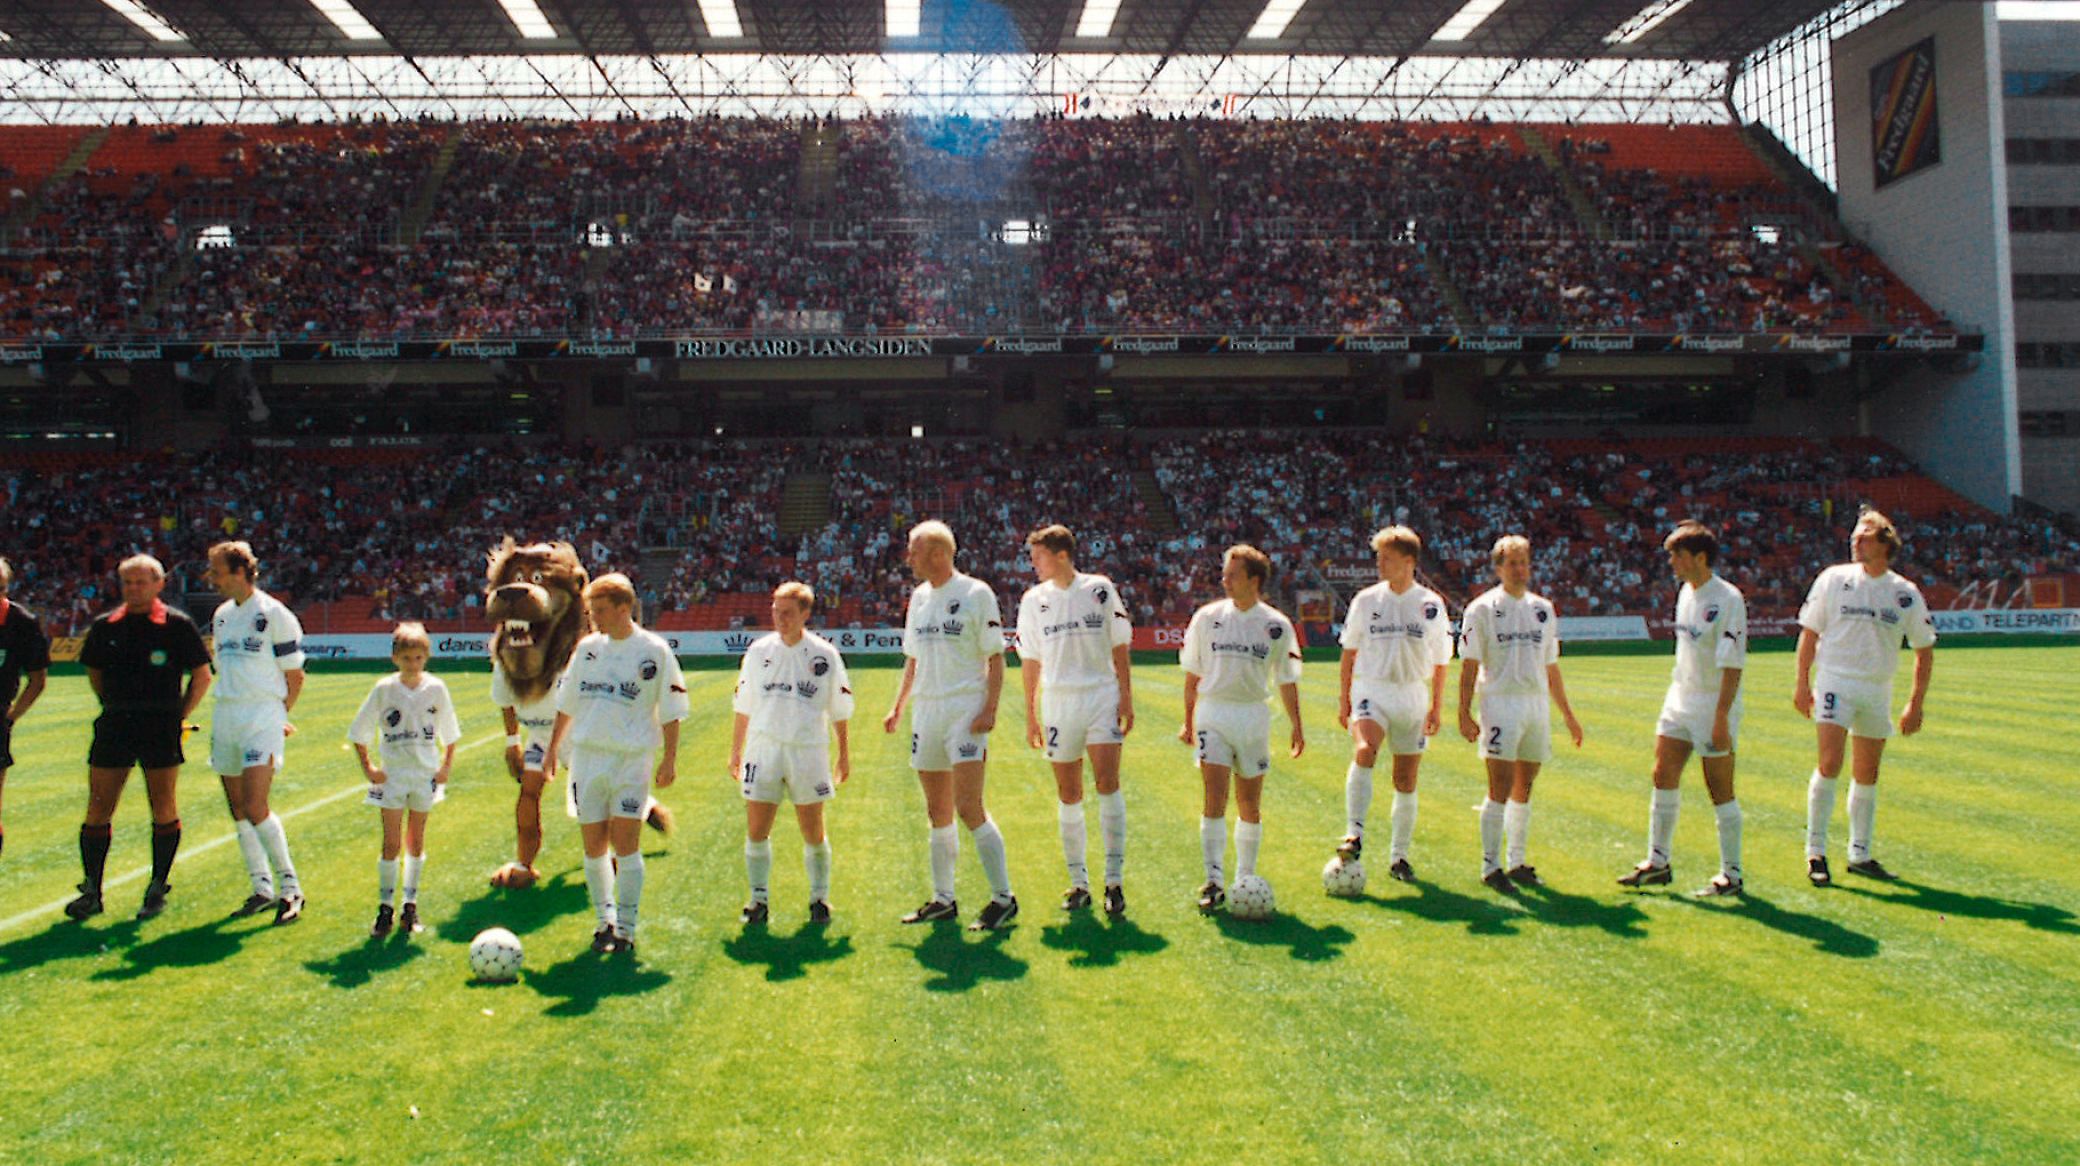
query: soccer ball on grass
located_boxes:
[470,927,524,982]
[1229,875,1277,920]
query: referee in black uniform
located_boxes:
[1,556,53,862]
[65,555,213,921]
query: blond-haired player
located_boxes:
[349,622,462,937]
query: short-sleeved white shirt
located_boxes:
[1798,563,1937,684]
[1671,575,1749,693]
[1459,586,1560,698]
[1340,580,1452,686]
[554,628,690,755]
[1181,598,1304,705]
[732,631,855,746]
[211,589,305,706]
[490,661,562,743]
[1017,572,1132,693]
[903,572,1006,701]
[348,673,462,777]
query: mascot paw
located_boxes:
[490,862,539,889]
[644,802,677,836]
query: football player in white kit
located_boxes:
[348,622,461,937]
[1016,525,1135,916]
[1334,526,1451,882]
[1178,545,1305,913]
[1793,508,1936,887]
[882,520,1019,931]
[1457,535,1584,894]
[729,582,854,925]
[205,541,309,925]
[543,574,688,956]
[1618,522,1748,896]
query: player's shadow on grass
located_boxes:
[1672,892,1878,958]
[1840,879,2080,935]
[1039,912,1170,968]
[722,923,856,983]
[0,918,142,977]
[434,869,590,944]
[304,934,428,989]
[1211,912,1354,962]
[1516,884,1650,939]
[525,951,673,1017]
[92,915,260,981]
[900,922,1029,992]
[1358,880,1524,937]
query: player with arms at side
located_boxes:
[206,540,309,924]
[1794,508,1936,886]
[1179,545,1304,913]
[348,622,462,937]
[0,555,52,864]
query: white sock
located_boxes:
[804,840,832,902]
[745,839,773,905]
[377,858,398,906]
[613,850,645,938]
[1058,801,1089,890]
[971,819,1013,901]
[1715,799,1743,879]
[254,814,300,897]
[1235,819,1263,879]
[1649,788,1680,867]
[1390,790,1417,864]
[1806,771,1838,858]
[1847,783,1877,862]
[235,820,273,898]
[1345,762,1375,838]
[1097,790,1126,887]
[929,824,958,903]
[1503,800,1531,870]
[1480,799,1505,874]
[402,853,424,904]
[583,853,615,927]
[1201,815,1226,885]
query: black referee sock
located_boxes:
[80,823,113,892]
[151,819,182,886]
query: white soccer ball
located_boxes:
[1322,855,1367,898]
[1229,874,1277,920]
[469,927,524,982]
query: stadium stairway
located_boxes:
[799,122,840,214]
[1518,126,1610,241]
[1131,469,1181,535]
[779,472,832,537]
[1171,122,1216,219]
[400,125,464,245]
[2,125,107,233]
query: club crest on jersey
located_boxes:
[812,657,829,676]
[149,649,167,667]
[640,659,658,680]
[1535,609,1549,623]
[254,615,268,632]
[1896,593,1914,608]
[385,709,403,727]
[1268,625,1284,640]
[947,601,961,615]
[1095,587,1109,605]
[1423,603,1440,621]
[1704,606,1720,623]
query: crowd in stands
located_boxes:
[1,115,1946,341]
[5,433,2071,639]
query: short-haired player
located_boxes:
[206,540,309,924]
[348,623,462,937]
[0,555,52,866]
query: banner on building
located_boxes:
[1871,37,1941,188]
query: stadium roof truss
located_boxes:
[0,0,1908,124]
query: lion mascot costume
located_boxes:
[485,538,673,888]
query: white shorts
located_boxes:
[1351,680,1431,756]
[1195,699,1271,778]
[571,746,652,825]
[365,771,444,813]
[1813,672,1894,739]
[1478,693,1552,765]
[911,696,989,771]
[212,702,286,775]
[1656,685,1741,758]
[519,728,562,775]
[1041,684,1126,763]
[742,737,836,805]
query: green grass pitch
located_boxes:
[0,644,2075,1163]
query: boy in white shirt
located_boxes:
[348,623,461,937]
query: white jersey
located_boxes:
[1671,575,1749,693]
[555,628,690,755]
[348,673,462,778]
[489,661,562,744]
[1017,572,1132,693]
[1340,580,1453,685]
[210,589,305,706]
[903,572,1006,701]
[733,631,855,746]
[1798,563,1937,684]
[1181,598,1304,705]
[1459,586,1560,698]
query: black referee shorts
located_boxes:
[88,712,186,771]
[0,716,12,769]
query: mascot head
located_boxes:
[486,538,589,701]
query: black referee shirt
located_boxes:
[79,600,212,715]
[1,598,51,706]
